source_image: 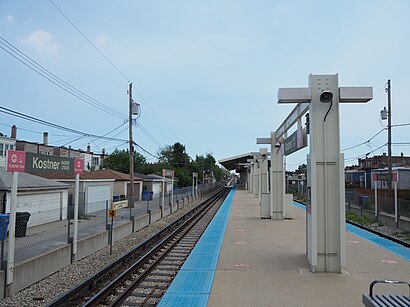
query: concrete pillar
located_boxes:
[258,148,269,195]
[270,131,284,220]
[253,160,259,198]
[306,74,345,273]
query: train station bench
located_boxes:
[362,280,410,307]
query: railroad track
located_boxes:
[47,187,230,307]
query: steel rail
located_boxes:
[46,188,228,307]
[83,188,229,306]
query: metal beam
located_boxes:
[275,102,309,139]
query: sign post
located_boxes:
[72,158,84,262]
[162,169,175,207]
[5,150,26,288]
[5,150,84,285]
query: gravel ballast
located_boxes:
[0,197,206,307]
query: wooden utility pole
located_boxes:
[129,83,135,203]
[387,79,392,202]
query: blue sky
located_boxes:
[1,1,409,170]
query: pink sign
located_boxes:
[74,158,84,174]
[6,150,26,172]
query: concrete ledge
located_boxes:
[346,206,410,231]
[10,244,71,295]
[112,221,133,242]
[76,231,109,260]
[134,214,149,231]
[163,206,171,217]
[172,203,178,213]
[151,209,162,222]
[0,270,4,298]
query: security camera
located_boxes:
[274,142,281,148]
[320,90,333,103]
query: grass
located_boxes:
[345,212,375,226]
[392,230,410,241]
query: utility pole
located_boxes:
[129,83,135,208]
[387,79,392,202]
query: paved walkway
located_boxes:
[207,189,409,307]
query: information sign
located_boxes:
[112,200,129,210]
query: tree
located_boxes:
[159,142,189,167]
[103,149,146,173]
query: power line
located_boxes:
[0,36,127,119]
[48,1,182,145]
[0,106,158,158]
[49,0,130,82]
[344,143,387,163]
[341,128,386,151]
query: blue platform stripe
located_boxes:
[292,201,410,260]
[159,294,209,307]
[346,223,410,260]
[158,187,236,307]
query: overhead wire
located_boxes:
[0,36,126,119]
[49,0,182,151]
[49,0,130,83]
[0,106,157,158]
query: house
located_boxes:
[0,167,70,227]
[358,153,410,170]
[8,125,108,171]
[0,131,16,168]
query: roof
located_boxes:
[0,167,70,191]
[36,169,143,181]
[219,152,259,173]
[134,172,175,182]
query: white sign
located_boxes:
[112,200,128,210]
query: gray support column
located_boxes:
[259,148,269,195]
[307,74,345,273]
[270,131,284,220]
[253,160,259,198]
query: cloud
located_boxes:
[20,30,60,54]
[95,34,109,45]
[4,15,14,24]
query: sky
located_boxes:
[1,0,409,171]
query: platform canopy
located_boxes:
[219,152,259,173]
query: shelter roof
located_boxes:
[219,152,259,173]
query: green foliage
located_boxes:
[104,143,229,187]
[345,212,374,226]
[103,149,146,173]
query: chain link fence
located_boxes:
[0,181,223,269]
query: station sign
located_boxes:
[6,150,84,174]
[284,127,307,156]
[373,172,398,182]
[6,150,26,172]
[162,168,174,178]
[193,172,198,177]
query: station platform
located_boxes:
[160,188,410,307]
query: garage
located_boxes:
[86,184,112,214]
[16,191,67,227]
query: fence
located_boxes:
[286,182,410,229]
[0,181,223,269]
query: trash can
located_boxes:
[0,214,9,240]
[15,212,31,238]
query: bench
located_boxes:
[362,280,410,306]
